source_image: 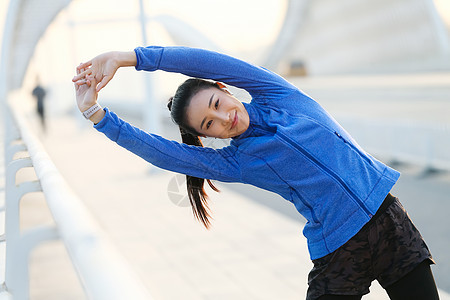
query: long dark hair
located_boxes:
[167,78,220,228]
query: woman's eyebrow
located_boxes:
[200,93,215,129]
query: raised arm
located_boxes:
[94,108,241,182]
[74,65,240,182]
[73,46,298,100]
[134,46,297,99]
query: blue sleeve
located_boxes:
[94,108,241,182]
[134,46,297,100]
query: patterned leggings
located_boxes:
[318,259,439,299]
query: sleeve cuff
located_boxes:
[93,107,109,129]
[134,47,141,71]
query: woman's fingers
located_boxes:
[77,65,86,76]
[75,64,82,79]
[74,65,96,89]
[72,69,90,82]
[72,64,93,82]
[74,66,87,85]
[77,60,92,71]
[74,68,91,87]
[96,75,112,92]
[75,78,92,87]
[73,72,83,82]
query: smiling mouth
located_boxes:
[231,111,238,129]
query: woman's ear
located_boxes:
[215,82,232,95]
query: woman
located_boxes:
[73,46,439,299]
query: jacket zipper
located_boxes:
[249,124,322,223]
[276,130,372,217]
[334,131,373,166]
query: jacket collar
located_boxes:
[231,102,257,140]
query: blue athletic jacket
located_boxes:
[94,46,400,260]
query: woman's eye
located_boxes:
[206,120,212,129]
[215,99,219,109]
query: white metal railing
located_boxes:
[336,115,450,172]
[2,101,153,300]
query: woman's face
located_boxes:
[186,87,250,138]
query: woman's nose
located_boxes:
[216,111,230,125]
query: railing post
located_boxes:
[3,107,60,299]
[7,225,59,300]
[4,156,50,299]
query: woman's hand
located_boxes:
[72,51,120,92]
[72,51,136,92]
[75,65,98,111]
[74,67,105,123]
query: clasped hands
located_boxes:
[72,51,137,121]
[72,51,122,92]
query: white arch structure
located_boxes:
[263,0,450,75]
[150,14,222,51]
[0,0,72,100]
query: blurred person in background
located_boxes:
[32,77,47,132]
[73,46,440,300]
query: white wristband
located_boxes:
[82,103,102,120]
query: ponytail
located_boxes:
[168,96,220,229]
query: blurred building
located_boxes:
[265,0,450,75]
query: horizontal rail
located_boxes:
[6,101,152,299]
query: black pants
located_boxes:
[318,259,440,300]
